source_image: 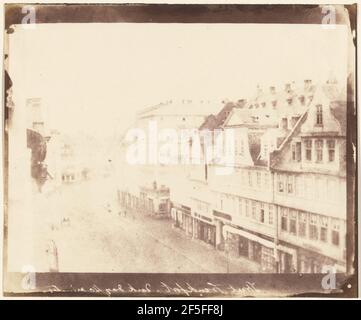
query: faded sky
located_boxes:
[8,23,348,137]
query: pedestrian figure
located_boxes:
[46,240,59,272]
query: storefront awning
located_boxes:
[223,225,274,249]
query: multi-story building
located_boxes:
[170,79,347,273]
[270,80,347,273]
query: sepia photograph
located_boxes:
[1,2,358,298]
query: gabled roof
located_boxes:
[330,101,347,135]
[198,100,248,130]
[270,82,346,170]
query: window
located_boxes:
[281,208,288,231]
[256,172,261,188]
[290,211,297,235]
[291,144,296,161]
[316,104,323,125]
[260,203,265,223]
[327,140,335,162]
[272,100,277,108]
[248,171,253,187]
[315,140,323,162]
[305,140,312,161]
[320,216,328,242]
[309,214,319,240]
[287,176,294,194]
[291,143,296,161]
[295,142,302,161]
[269,205,274,225]
[332,219,340,246]
[299,212,307,237]
[261,247,275,272]
[278,174,284,193]
[332,230,340,246]
[252,201,257,219]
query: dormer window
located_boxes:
[316,104,323,125]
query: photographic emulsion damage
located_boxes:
[2,3,358,297]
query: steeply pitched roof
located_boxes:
[198,100,248,130]
[330,101,347,136]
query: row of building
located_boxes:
[117,79,349,273]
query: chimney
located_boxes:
[304,79,312,91]
[285,83,291,92]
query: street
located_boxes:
[10,176,259,273]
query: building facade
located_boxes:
[169,80,348,273]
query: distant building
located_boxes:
[25,98,51,192]
[117,99,222,217]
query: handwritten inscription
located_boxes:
[44,281,257,297]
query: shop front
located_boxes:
[180,207,193,237]
[171,205,193,237]
[297,247,343,273]
[223,225,277,272]
[194,217,216,247]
